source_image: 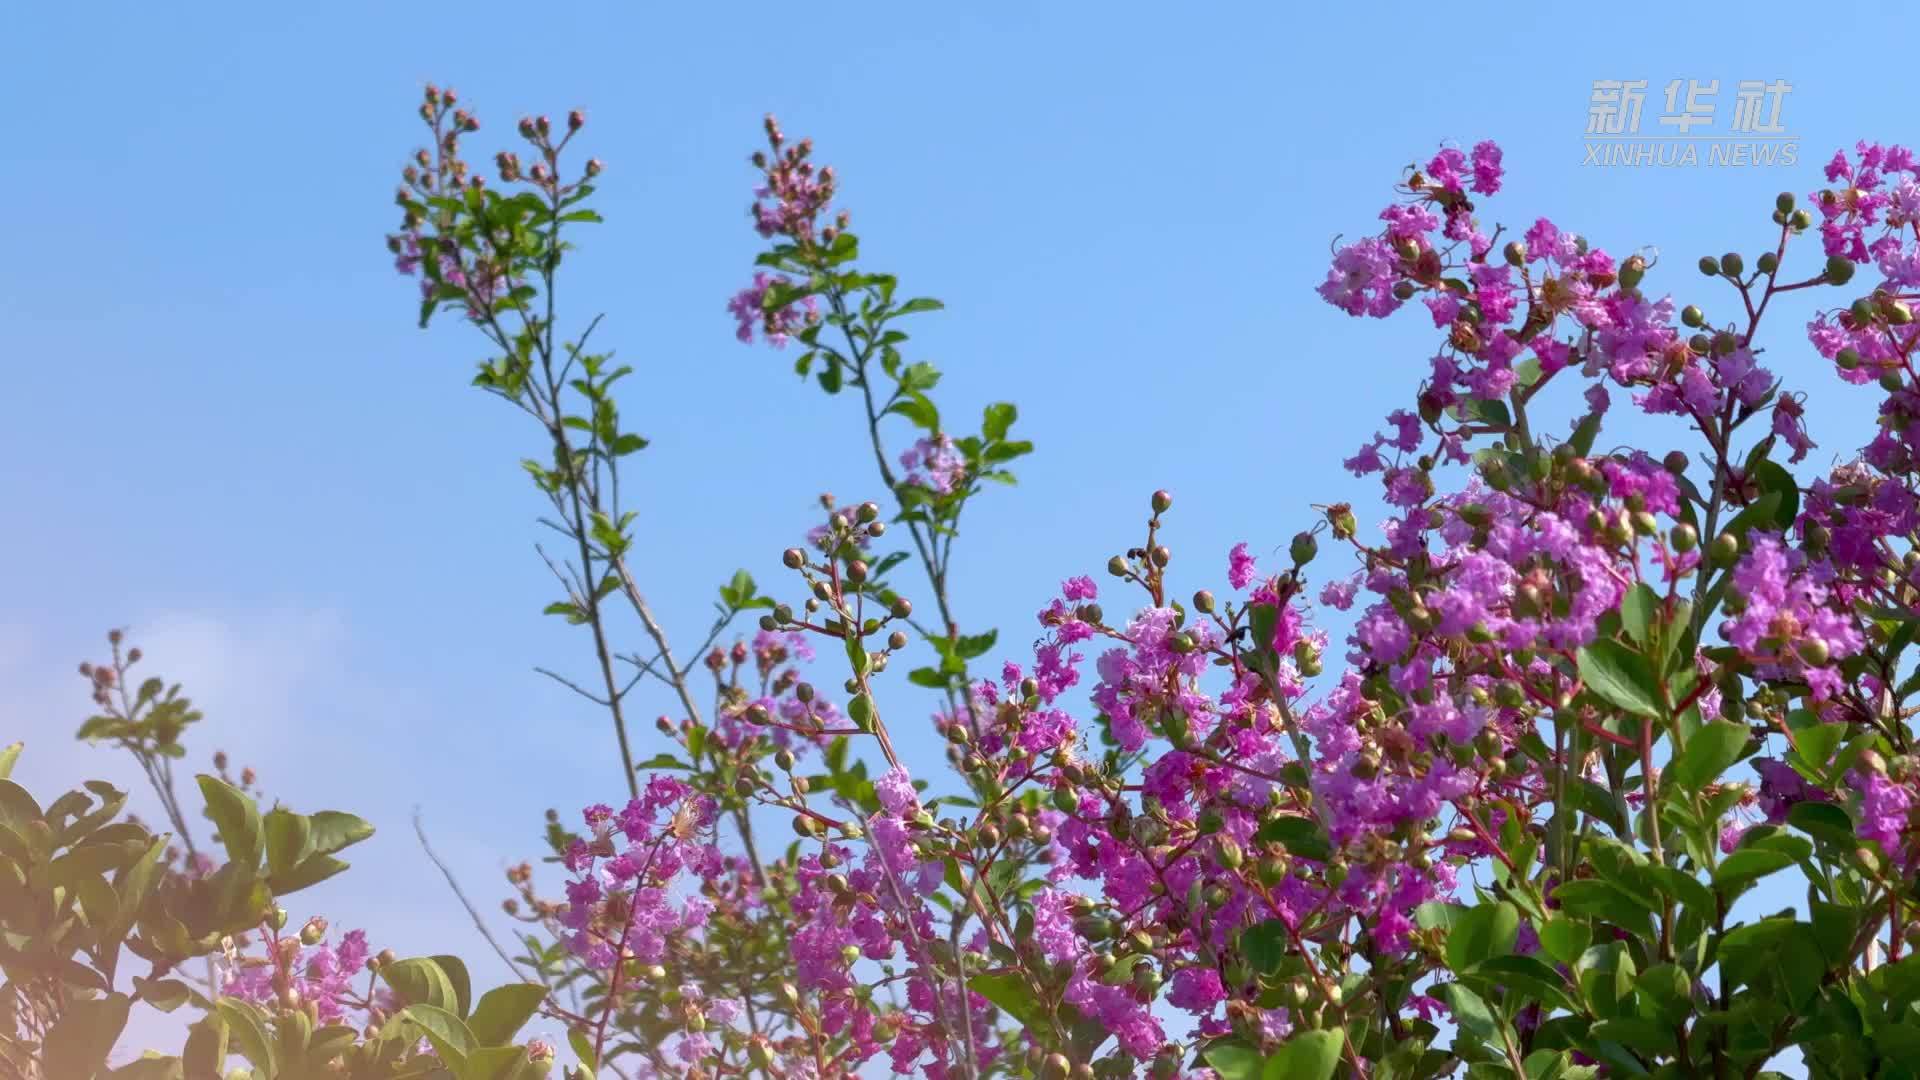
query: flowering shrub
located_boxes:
[11,84,1920,1080]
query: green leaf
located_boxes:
[1447,901,1520,971]
[899,361,941,392]
[1619,585,1659,647]
[1713,848,1795,893]
[1255,815,1333,861]
[1577,641,1662,718]
[270,852,350,894]
[1749,460,1800,529]
[469,983,548,1046]
[384,957,460,1012]
[133,976,190,1012]
[401,1003,477,1067]
[1669,722,1748,793]
[889,394,940,432]
[215,999,276,1075]
[1241,920,1290,976]
[182,1016,228,1078]
[569,1028,598,1071]
[434,954,473,1018]
[982,402,1017,442]
[1787,801,1854,846]
[1265,1030,1343,1080]
[954,631,998,660]
[263,809,312,878]
[893,297,944,317]
[968,972,1042,1028]
[1200,1041,1265,1080]
[1552,880,1655,938]
[907,667,949,689]
[307,810,374,855]
[42,992,130,1079]
[1471,954,1579,1013]
[196,775,263,873]
[1434,981,1500,1041]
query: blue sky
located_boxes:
[3,2,1905,1070]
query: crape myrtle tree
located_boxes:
[7,85,1920,1080]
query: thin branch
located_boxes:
[413,808,532,981]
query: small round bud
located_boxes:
[1151,545,1171,567]
[1791,208,1813,230]
[299,916,328,946]
[1837,347,1862,371]
[888,629,909,650]
[1107,555,1129,577]
[568,109,584,131]
[1151,490,1173,514]
[889,597,912,619]
[1192,589,1215,613]
[1710,532,1741,566]
[1757,252,1779,275]
[1882,370,1906,393]
[1680,304,1705,328]
[783,547,805,568]
[1776,191,1796,214]
[1290,531,1318,565]
[1698,255,1721,277]
[1619,254,1647,290]
[1826,255,1856,285]
[1670,523,1698,553]
[1720,252,1744,278]
[857,501,880,523]
[1503,240,1527,267]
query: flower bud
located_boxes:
[1290,531,1318,565]
[1721,252,1744,278]
[568,109,584,131]
[1827,255,1856,285]
[1619,254,1646,290]
[299,916,328,946]
[1670,523,1698,553]
[1327,503,1357,539]
[1709,532,1740,566]
[1698,255,1721,277]
[1151,545,1172,567]
[1503,240,1527,267]
[1151,490,1173,514]
[1757,252,1779,275]
[1192,589,1215,614]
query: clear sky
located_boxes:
[3,2,1906,1071]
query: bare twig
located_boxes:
[413,808,533,981]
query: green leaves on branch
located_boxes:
[1201,1031,1342,1080]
